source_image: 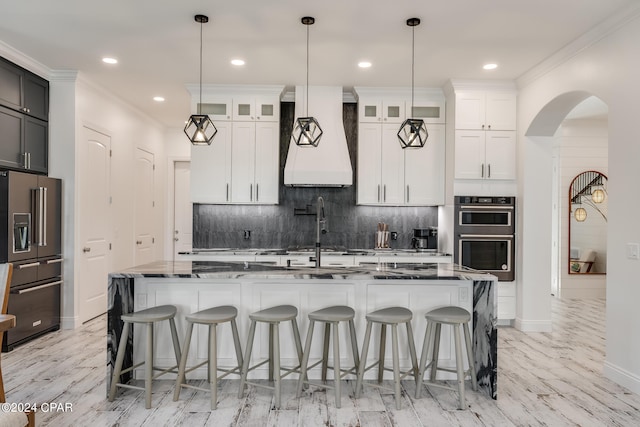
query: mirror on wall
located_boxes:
[568,170,607,274]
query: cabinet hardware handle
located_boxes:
[46,258,63,264]
[27,152,31,169]
[42,187,47,246]
[383,185,386,202]
[407,185,410,203]
[256,183,259,201]
[23,152,28,168]
[377,185,381,203]
[16,281,62,294]
[488,164,491,178]
[18,262,40,269]
[488,124,491,130]
[226,183,229,201]
[83,247,91,253]
[482,124,485,129]
[250,184,253,201]
[136,240,142,245]
[481,164,484,178]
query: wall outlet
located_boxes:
[627,243,640,260]
[243,230,251,240]
[390,231,398,240]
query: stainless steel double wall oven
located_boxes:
[454,196,515,281]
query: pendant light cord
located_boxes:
[411,24,415,114]
[198,19,203,115]
[305,23,309,117]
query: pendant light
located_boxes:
[574,206,587,222]
[184,14,217,145]
[291,16,323,147]
[397,17,428,149]
[591,187,605,203]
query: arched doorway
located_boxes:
[525,92,608,299]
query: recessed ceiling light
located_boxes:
[102,57,118,64]
[231,59,245,66]
[483,63,498,70]
[153,96,165,102]
[358,61,372,68]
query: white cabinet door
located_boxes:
[254,121,279,203]
[199,99,232,121]
[405,124,445,205]
[359,100,382,123]
[232,97,255,121]
[255,97,279,122]
[382,100,406,124]
[454,91,485,130]
[454,130,485,179]
[357,123,383,204]
[380,124,405,204]
[191,121,232,203]
[485,131,516,180]
[485,92,516,130]
[231,121,256,203]
[409,100,446,124]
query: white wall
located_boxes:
[555,118,608,297]
[517,9,640,393]
[163,127,191,260]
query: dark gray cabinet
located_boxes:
[0,57,49,174]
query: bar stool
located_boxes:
[296,305,359,408]
[415,306,478,409]
[173,305,243,409]
[109,305,181,409]
[355,307,418,410]
[238,305,304,409]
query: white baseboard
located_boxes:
[603,361,640,395]
[60,316,81,330]
[514,317,553,332]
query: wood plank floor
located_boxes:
[2,298,640,426]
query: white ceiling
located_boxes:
[0,0,633,128]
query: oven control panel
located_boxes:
[456,196,514,205]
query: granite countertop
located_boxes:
[110,260,494,281]
[180,248,452,257]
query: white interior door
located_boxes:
[134,148,155,265]
[173,161,192,258]
[78,126,111,323]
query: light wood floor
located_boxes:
[3,298,640,426]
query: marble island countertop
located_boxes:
[180,247,452,257]
[110,260,494,281]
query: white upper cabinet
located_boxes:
[188,85,284,204]
[455,91,516,130]
[451,84,517,180]
[355,87,446,206]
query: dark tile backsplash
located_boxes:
[193,102,438,250]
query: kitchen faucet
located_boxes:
[315,196,327,268]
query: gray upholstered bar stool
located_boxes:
[238,305,304,409]
[173,305,243,410]
[296,305,359,408]
[109,305,181,409]
[415,306,478,409]
[355,306,419,410]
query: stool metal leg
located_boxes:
[405,320,419,381]
[273,322,281,409]
[453,324,466,409]
[463,322,478,391]
[145,322,154,409]
[348,319,360,372]
[321,323,330,382]
[238,320,257,399]
[109,321,130,401]
[173,322,194,402]
[333,321,341,408]
[169,317,181,368]
[231,319,244,370]
[355,321,373,398]
[268,324,274,381]
[416,321,433,399]
[296,320,316,398]
[291,317,304,365]
[210,324,218,410]
[430,323,442,382]
[391,324,401,410]
[378,324,386,383]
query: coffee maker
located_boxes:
[411,227,438,251]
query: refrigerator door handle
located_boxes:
[42,187,48,246]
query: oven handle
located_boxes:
[458,205,514,210]
[13,280,62,294]
[459,234,514,239]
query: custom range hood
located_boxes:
[284,86,353,187]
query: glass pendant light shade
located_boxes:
[292,16,322,147]
[574,207,587,222]
[398,118,428,148]
[591,188,605,203]
[185,14,216,145]
[185,114,217,145]
[292,116,323,147]
[398,17,427,149]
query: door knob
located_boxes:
[136,241,142,245]
[82,247,91,253]
[174,237,179,242]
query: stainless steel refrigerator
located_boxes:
[0,170,62,351]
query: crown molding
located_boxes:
[0,40,51,78]
[517,2,640,89]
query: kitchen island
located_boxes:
[107,261,497,399]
